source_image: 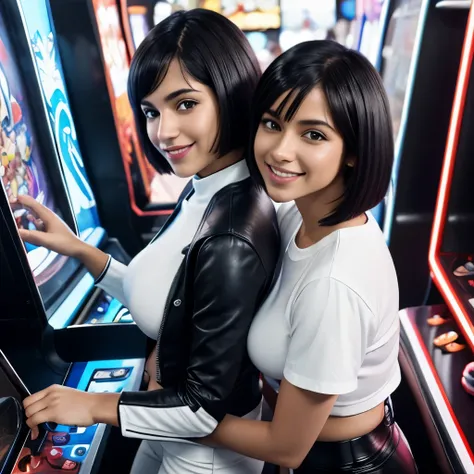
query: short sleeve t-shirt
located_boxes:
[247,202,401,416]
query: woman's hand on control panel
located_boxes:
[23,384,120,440]
[15,195,84,258]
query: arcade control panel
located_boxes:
[10,358,143,473]
[399,305,474,473]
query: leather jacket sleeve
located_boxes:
[117,235,268,441]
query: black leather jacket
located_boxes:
[118,177,280,441]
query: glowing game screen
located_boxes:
[0,15,67,289]
[19,0,101,244]
[222,0,281,31]
[380,0,422,141]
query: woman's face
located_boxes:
[141,59,220,178]
[254,87,350,203]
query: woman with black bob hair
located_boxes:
[205,40,418,473]
[18,8,280,474]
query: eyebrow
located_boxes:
[141,88,200,107]
[266,109,335,132]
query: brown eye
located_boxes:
[177,100,197,111]
[261,119,280,131]
[143,108,159,119]
[303,130,325,141]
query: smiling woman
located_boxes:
[18,8,281,474]
[203,40,418,474]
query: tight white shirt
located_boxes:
[95,160,250,339]
[248,202,401,416]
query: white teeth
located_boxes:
[270,166,300,178]
[168,147,189,155]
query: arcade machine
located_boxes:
[48,0,186,256]
[376,0,470,308]
[0,2,146,470]
[399,5,474,471]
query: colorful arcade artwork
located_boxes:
[0,25,66,286]
[19,0,101,243]
[92,0,154,196]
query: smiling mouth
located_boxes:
[266,163,304,178]
[164,144,194,155]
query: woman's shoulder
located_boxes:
[196,180,280,269]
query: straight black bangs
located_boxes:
[247,40,394,225]
[128,9,260,174]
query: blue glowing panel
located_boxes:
[10,359,142,472]
[18,0,101,241]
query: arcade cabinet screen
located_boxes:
[19,0,101,242]
[380,0,422,140]
[0,20,68,290]
[222,0,281,30]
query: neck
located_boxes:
[294,176,366,248]
[198,149,243,178]
[295,176,344,233]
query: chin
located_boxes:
[170,163,198,179]
[265,188,294,204]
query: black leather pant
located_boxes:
[295,400,418,473]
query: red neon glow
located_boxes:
[428,4,474,351]
[412,323,474,464]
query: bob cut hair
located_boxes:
[247,40,394,226]
[128,9,261,174]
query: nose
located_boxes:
[270,133,295,164]
[156,111,179,144]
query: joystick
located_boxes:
[461,362,474,396]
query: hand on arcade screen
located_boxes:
[13,195,82,260]
[0,33,72,288]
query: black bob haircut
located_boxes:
[128,9,261,174]
[247,40,394,226]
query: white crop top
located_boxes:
[95,160,250,339]
[247,203,401,416]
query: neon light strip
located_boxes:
[383,0,430,243]
[428,3,474,351]
[400,311,474,470]
[48,273,94,329]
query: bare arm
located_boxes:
[207,379,337,469]
[74,243,110,280]
[16,195,109,278]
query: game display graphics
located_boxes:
[19,0,100,241]
[0,22,66,287]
